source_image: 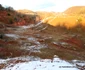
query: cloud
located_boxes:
[34,3,55,10]
[0,0,85,12]
[37,0,85,12]
[0,0,55,10]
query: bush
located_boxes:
[5,6,14,11]
[7,13,11,16]
[0,4,4,10]
[0,33,4,39]
[77,17,82,24]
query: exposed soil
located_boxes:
[0,23,85,60]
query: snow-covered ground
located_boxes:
[20,24,34,29]
[1,56,85,70]
[5,34,19,39]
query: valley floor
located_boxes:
[0,23,85,70]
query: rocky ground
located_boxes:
[0,22,85,69]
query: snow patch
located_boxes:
[0,59,6,64]
[20,24,34,29]
[1,57,80,70]
[28,37,40,45]
[5,34,19,39]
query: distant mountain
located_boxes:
[36,11,57,20]
[64,6,85,14]
[17,9,35,15]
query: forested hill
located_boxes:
[0,4,40,26]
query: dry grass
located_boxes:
[43,15,85,29]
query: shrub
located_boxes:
[5,6,14,11]
[0,4,4,10]
[0,33,4,39]
[77,17,82,24]
[7,13,11,16]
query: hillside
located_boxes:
[0,4,40,26]
[0,4,85,70]
[40,6,85,29]
[64,6,85,14]
[1,5,85,29]
[17,9,35,15]
[36,11,57,20]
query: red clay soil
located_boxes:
[0,40,18,45]
[60,37,85,48]
[0,40,7,44]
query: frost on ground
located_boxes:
[20,24,34,29]
[5,34,19,39]
[0,56,85,70]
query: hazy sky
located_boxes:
[0,0,85,12]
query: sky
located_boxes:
[0,0,85,12]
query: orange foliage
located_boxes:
[64,6,85,14]
[44,15,85,29]
[14,19,26,26]
[80,17,85,27]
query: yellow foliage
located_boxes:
[81,17,85,27]
[44,15,85,29]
